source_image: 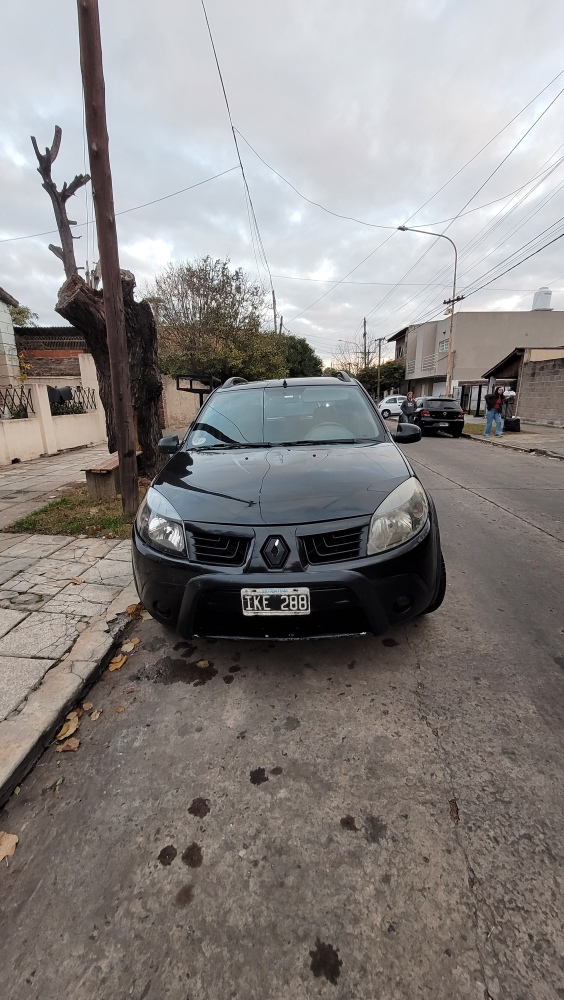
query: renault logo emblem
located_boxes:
[262,535,290,569]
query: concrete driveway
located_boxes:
[0,435,563,1000]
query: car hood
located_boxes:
[152,443,412,526]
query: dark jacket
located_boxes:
[400,398,417,417]
[485,391,503,411]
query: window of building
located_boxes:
[438,338,449,353]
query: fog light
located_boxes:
[393,595,412,614]
[154,600,172,619]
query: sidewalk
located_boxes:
[0,443,110,528]
[463,421,564,460]
[0,530,136,806]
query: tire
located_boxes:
[422,554,446,615]
[381,409,391,419]
[451,428,463,438]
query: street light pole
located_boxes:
[397,226,463,397]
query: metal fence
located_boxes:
[0,385,34,419]
[49,385,97,416]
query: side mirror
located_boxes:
[158,434,180,454]
[392,424,421,444]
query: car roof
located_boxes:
[215,376,361,393]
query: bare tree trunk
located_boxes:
[56,271,162,473]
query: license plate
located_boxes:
[438,422,449,427]
[241,587,310,616]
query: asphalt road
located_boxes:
[1,435,563,1000]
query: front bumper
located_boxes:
[131,513,442,640]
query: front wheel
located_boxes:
[381,409,391,419]
[421,554,446,615]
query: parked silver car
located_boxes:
[377,395,407,419]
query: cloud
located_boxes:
[1,0,564,361]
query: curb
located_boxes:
[0,608,131,810]
[461,432,564,461]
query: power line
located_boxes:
[236,126,564,231]
[288,69,564,326]
[199,0,276,321]
[0,166,239,244]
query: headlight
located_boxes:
[367,477,428,555]
[136,487,186,555]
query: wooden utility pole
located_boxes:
[279,315,283,335]
[375,336,386,402]
[363,317,367,369]
[76,0,138,516]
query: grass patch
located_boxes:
[463,422,486,435]
[1,486,139,539]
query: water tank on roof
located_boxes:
[532,287,553,310]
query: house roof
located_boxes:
[387,327,409,343]
[0,287,19,308]
[482,346,564,378]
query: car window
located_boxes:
[426,398,460,408]
[185,385,384,447]
[385,397,396,404]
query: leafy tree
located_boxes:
[279,334,323,377]
[153,257,286,381]
[9,304,38,327]
[356,360,405,397]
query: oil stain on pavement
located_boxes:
[309,938,342,984]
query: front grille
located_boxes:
[302,526,364,565]
[189,530,250,567]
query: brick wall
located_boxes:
[24,355,81,378]
[517,358,564,427]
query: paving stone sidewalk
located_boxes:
[0,443,111,528]
[0,532,136,804]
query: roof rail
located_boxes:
[334,370,353,382]
[222,376,248,389]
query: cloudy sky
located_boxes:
[2,0,564,362]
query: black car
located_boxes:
[132,374,446,640]
[413,396,464,436]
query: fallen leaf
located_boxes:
[55,737,80,752]
[129,638,140,646]
[71,577,84,585]
[82,701,93,711]
[121,641,136,653]
[56,717,80,741]
[109,654,127,672]
[0,832,18,862]
[90,710,102,721]
[196,660,210,669]
[66,707,84,721]
[115,706,125,713]
[126,603,144,619]
[13,786,20,796]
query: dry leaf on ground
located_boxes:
[0,832,18,862]
[196,660,210,669]
[71,577,84,585]
[56,717,79,741]
[126,603,144,619]
[129,638,140,646]
[55,737,80,753]
[109,654,127,672]
[66,707,84,720]
[82,701,93,711]
[115,706,125,713]
[90,710,102,721]
[121,641,136,653]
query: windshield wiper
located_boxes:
[193,442,269,450]
[275,438,378,446]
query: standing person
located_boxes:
[484,386,504,437]
[400,391,417,424]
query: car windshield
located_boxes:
[185,385,384,448]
